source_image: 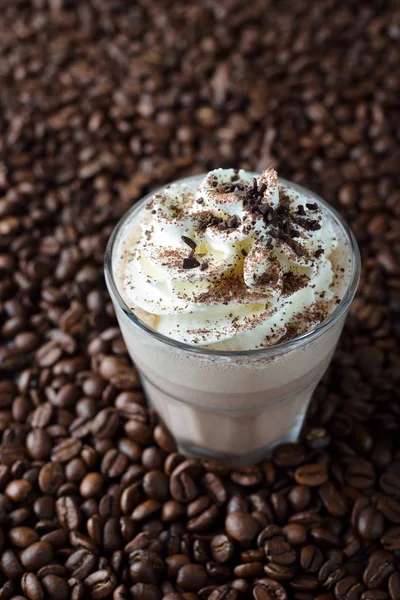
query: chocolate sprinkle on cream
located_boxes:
[182,257,200,269]
[118,167,348,349]
[181,235,197,251]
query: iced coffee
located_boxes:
[105,169,360,464]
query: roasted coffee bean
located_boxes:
[357,506,384,541]
[282,524,307,546]
[363,554,394,589]
[253,578,288,600]
[361,592,389,600]
[20,541,54,571]
[301,545,324,573]
[290,576,319,591]
[264,562,295,582]
[233,562,264,578]
[380,526,400,551]
[379,472,400,496]
[225,512,259,547]
[41,575,69,600]
[176,564,207,592]
[8,526,39,548]
[130,583,162,600]
[377,495,400,524]
[211,535,235,564]
[319,559,347,590]
[56,496,81,530]
[388,573,400,600]
[131,499,161,521]
[143,470,169,501]
[273,444,305,468]
[345,460,376,490]
[334,576,364,600]
[203,473,227,506]
[5,479,32,502]
[38,462,64,495]
[80,472,104,498]
[310,527,340,547]
[295,464,328,487]
[21,573,44,600]
[129,549,164,584]
[265,538,296,566]
[288,487,312,512]
[319,482,348,517]
[101,449,128,479]
[208,587,238,600]
[84,569,117,599]
[170,461,200,504]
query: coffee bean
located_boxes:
[129,549,164,584]
[208,587,238,600]
[361,592,389,600]
[26,430,51,461]
[153,424,176,453]
[176,564,207,592]
[311,527,340,547]
[203,473,227,506]
[41,576,69,600]
[290,576,319,591]
[225,512,259,547]
[388,573,400,600]
[65,549,97,580]
[379,472,400,496]
[170,461,200,504]
[301,545,324,573]
[282,524,307,546]
[357,506,384,541]
[345,460,376,489]
[288,487,311,511]
[101,449,128,479]
[38,462,64,495]
[380,526,400,551]
[131,499,161,521]
[210,535,235,564]
[319,560,347,590]
[334,576,364,600]
[20,541,54,571]
[273,444,305,468]
[319,482,348,517]
[253,578,288,600]
[21,573,43,600]
[264,562,295,582]
[377,495,400,523]
[143,470,169,501]
[80,472,104,498]
[265,538,296,566]
[8,526,39,548]
[84,569,117,599]
[363,554,394,589]
[5,479,32,502]
[130,583,162,600]
[295,464,328,487]
[56,496,81,530]
[91,408,119,439]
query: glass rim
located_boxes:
[104,172,361,359]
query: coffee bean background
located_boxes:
[0,1,399,599]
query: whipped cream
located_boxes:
[116,169,345,350]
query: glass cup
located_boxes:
[105,175,361,465]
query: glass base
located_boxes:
[176,429,302,467]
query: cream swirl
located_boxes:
[117,168,342,350]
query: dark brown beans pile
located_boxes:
[0,1,399,600]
